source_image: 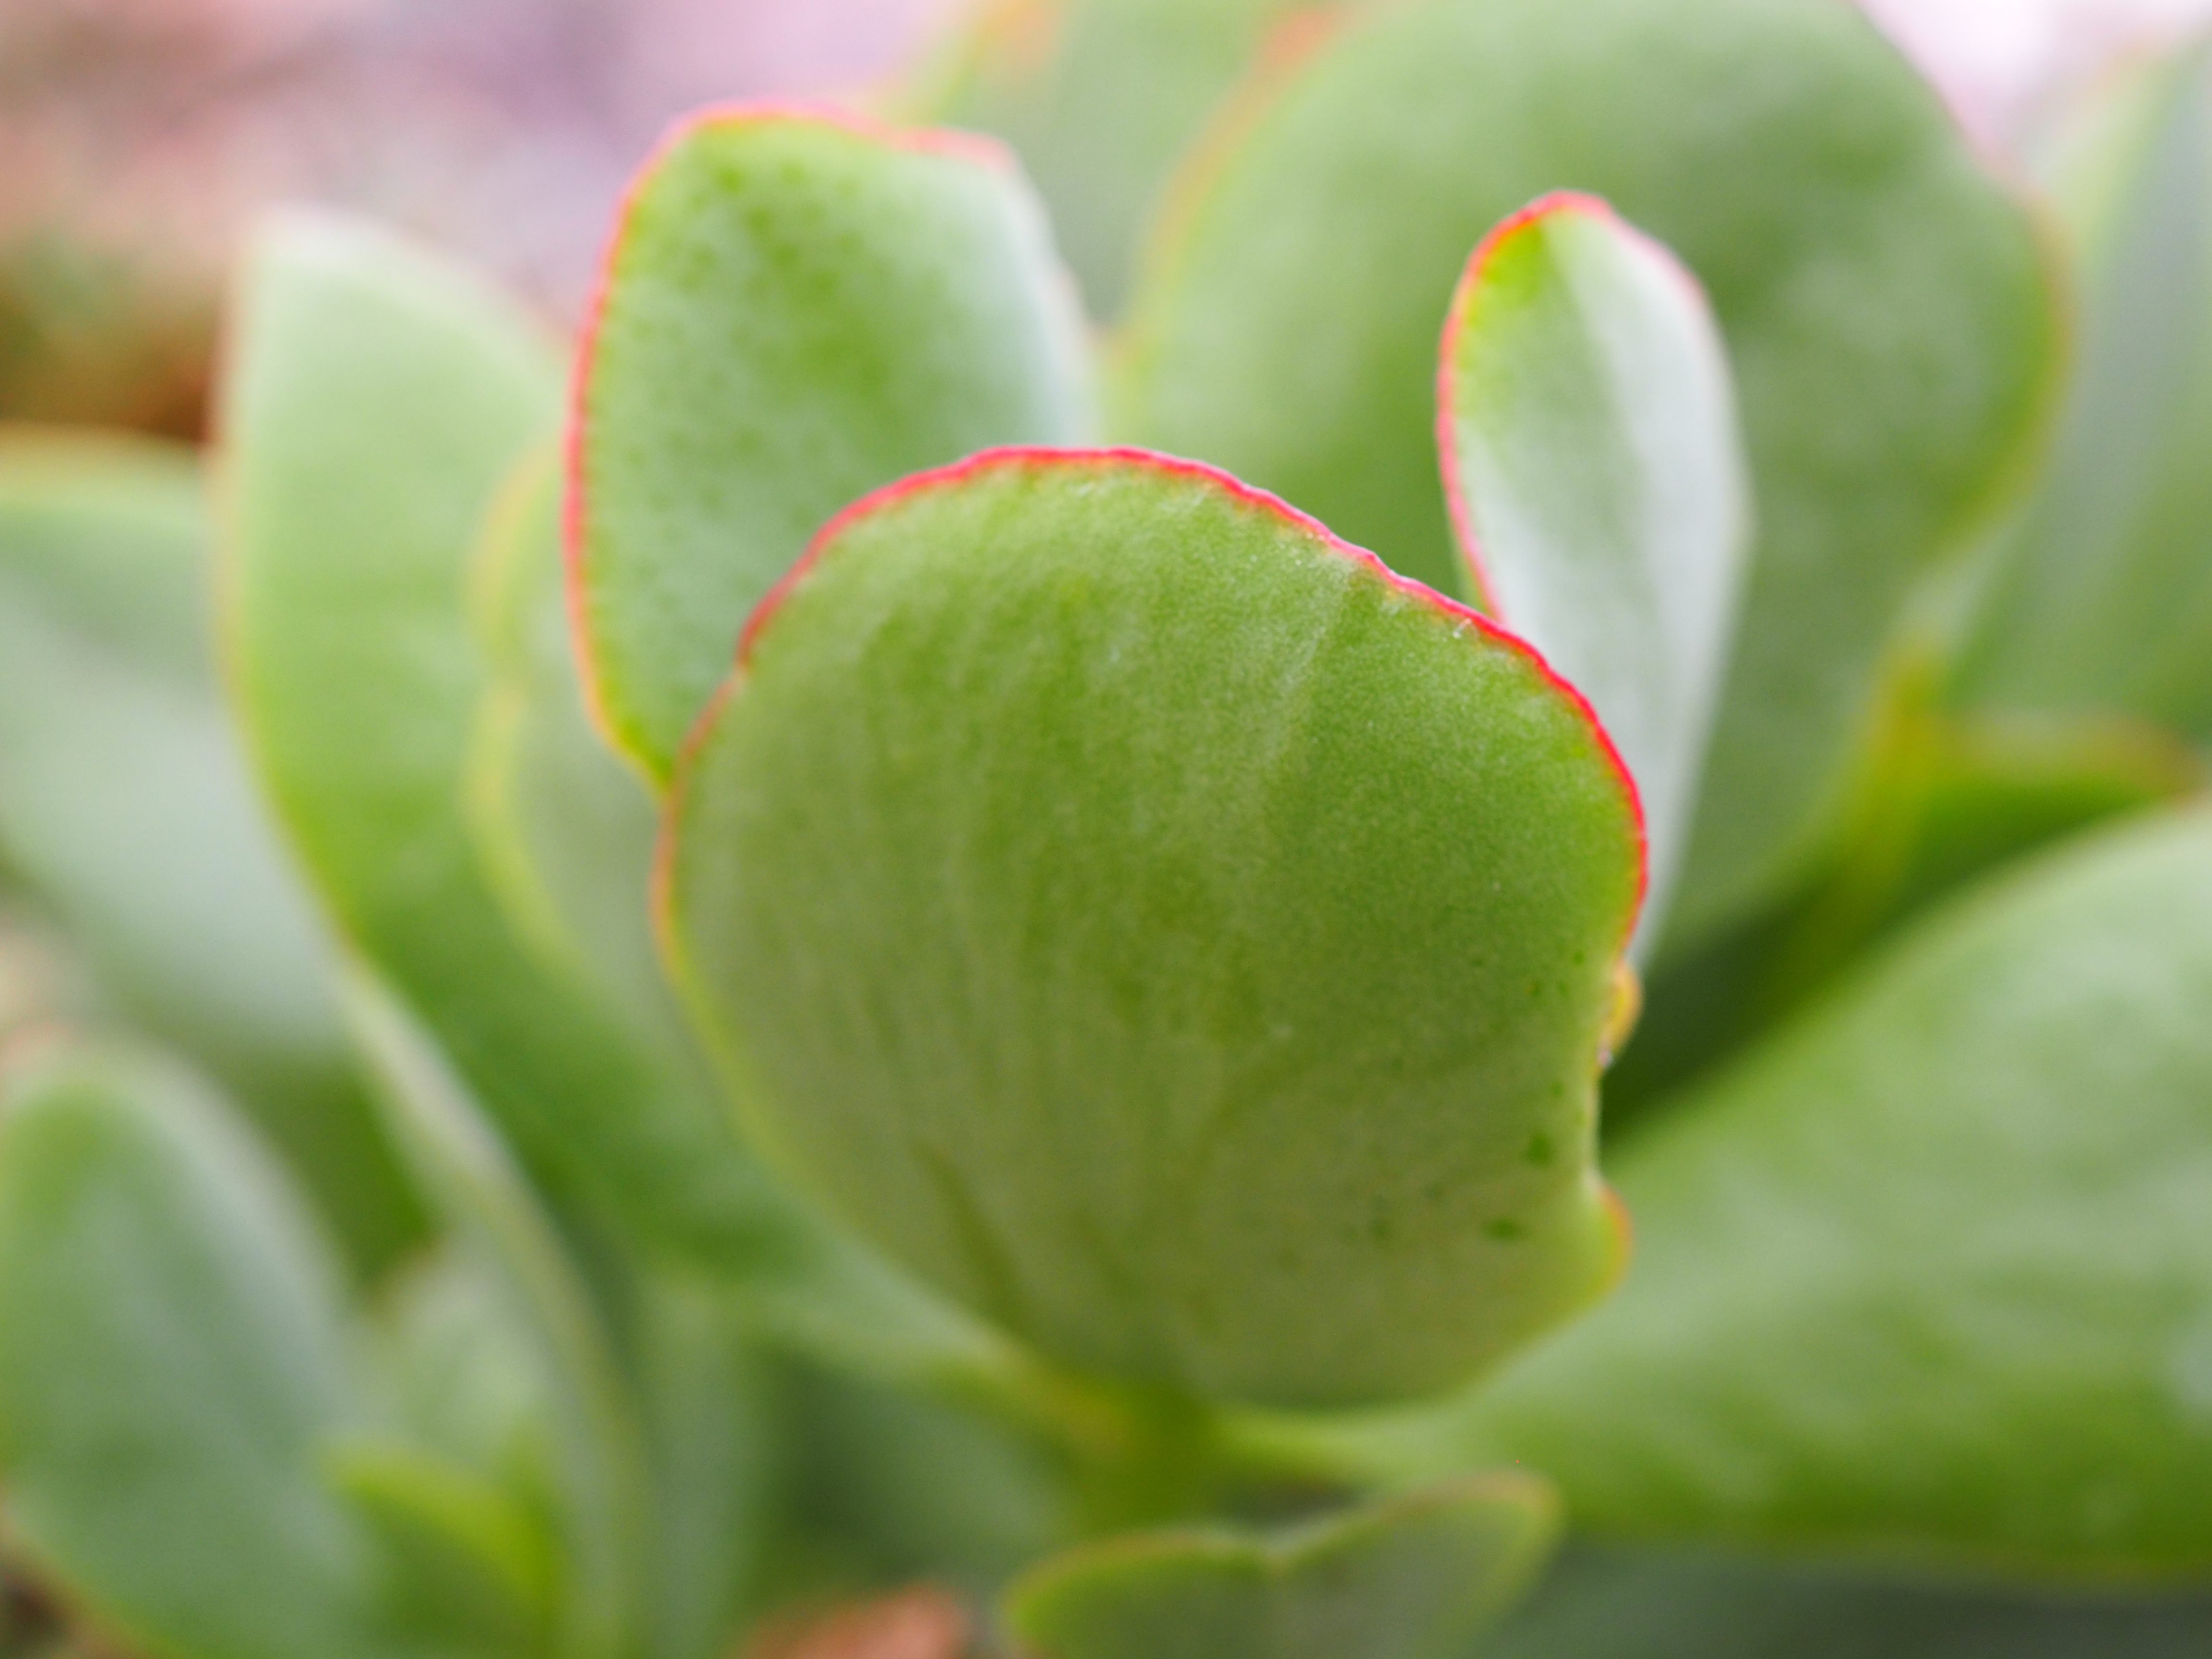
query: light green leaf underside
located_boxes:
[1485,1546,2212,1659]
[0,1043,414,1659]
[573,109,1094,783]
[909,0,1317,318]
[1117,0,2059,950]
[664,451,1639,1408]
[218,212,804,1277]
[0,427,419,1276]
[1954,38,2212,737]
[1443,808,2212,1575]
[1003,1473,1558,1659]
[1442,196,1749,954]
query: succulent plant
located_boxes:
[5,1,2212,1656]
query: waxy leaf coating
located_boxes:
[1118,0,2058,949]
[1440,193,1749,952]
[1450,809,2212,1575]
[663,449,1641,1407]
[1004,1473,1559,1659]
[571,105,1093,783]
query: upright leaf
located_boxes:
[1118,0,2059,947]
[0,428,419,1275]
[1438,809,2212,1575]
[1954,39,2212,736]
[1439,193,1749,949]
[220,213,781,1273]
[571,106,1093,783]
[1003,1474,1558,1659]
[0,1044,413,1659]
[662,449,1642,1408]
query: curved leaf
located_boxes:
[661,448,1641,1408]
[1003,1474,1558,1659]
[0,428,419,1275]
[1954,38,2212,736]
[218,212,787,1273]
[570,105,1093,783]
[0,1043,412,1659]
[1439,193,1750,950]
[1446,808,2212,1575]
[909,0,1317,317]
[1117,0,2059,947]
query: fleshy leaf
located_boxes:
[570,104,1093,783]
[1486,1546,2212,1659]
[219,212,795,1274]
[908,0,1318,317]
[1117,0,2059,947]
[1439,808,2212,1574]
[343,971,650,1659]
[465,445,672,1037]
[0,1043,411,1659]
[0,427,420,1276]
[1439,193,1749,951]
[1002,1474,1558,1659]
[661,448,1641,1408]
[1954,38,2212,736]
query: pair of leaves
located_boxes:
[576,105,1749,1403]
[1109,0,2058,948]
[0,428,420,1275]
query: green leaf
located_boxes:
[571,105,1094,783]
[342,971,652,1659]
[1116,0,2060,948]
[1439,193,1750,950]
[0,428,421,1276]
[1440,808,2212,1575]
[325,1443,556,1659]
[661,448,1641,1408]
[908,0,1317,318]
[1954,38,2212,737]
[0,1042,414,1659]
[464,445,672,1039]
[1484,1545,2212,1659]
[219,212,787,1273]
[1002,1473,1558,1659]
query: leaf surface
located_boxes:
[1954,39,2212,736]
[219,213,790,1273]
[571,106,1093,783]
[1439,193,1749,950]
[1441,808,2212,1574]
[662,448,1641,1407]
[0,428,419,1274]
[1003,1474,1557,1659]
[0,1044,413,1659]
[1117,0,2059,946]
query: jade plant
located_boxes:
[5,0,2212,1655]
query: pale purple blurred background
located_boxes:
[3,0,2209,432]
